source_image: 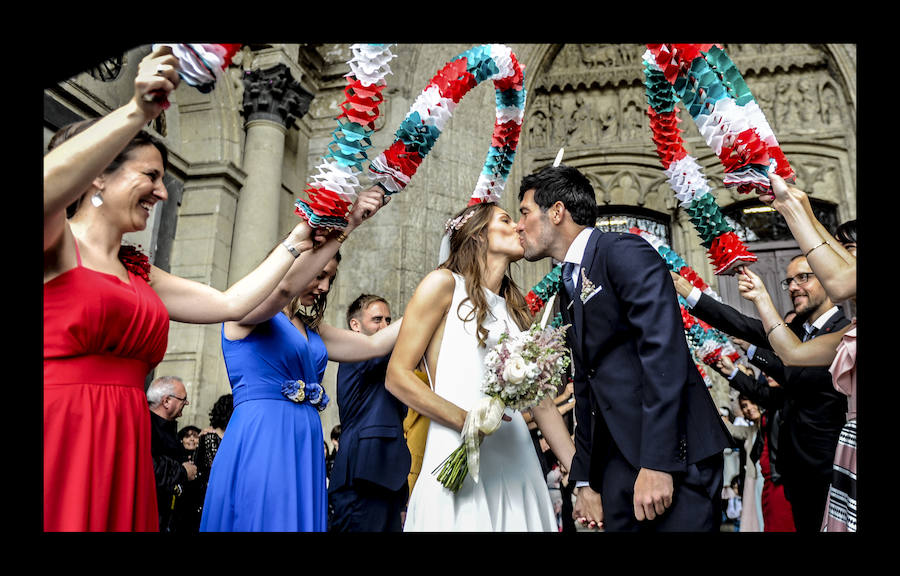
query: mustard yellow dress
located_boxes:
[403,369,431,496]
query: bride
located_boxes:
[386,201,576,531]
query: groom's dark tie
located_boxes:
[562,262,576,301]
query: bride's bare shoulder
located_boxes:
[411,268,456,302]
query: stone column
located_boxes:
[228,63,313,284]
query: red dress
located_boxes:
[44,241,169,531]
[759,413,796,532]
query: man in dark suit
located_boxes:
[516,165,733,531]
[328,294,411,532]
[672,256,849,532]
[147,375,198,532]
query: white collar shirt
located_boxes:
[562,227,594,287]
[803,306,840,340]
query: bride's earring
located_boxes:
[90,191,104,207]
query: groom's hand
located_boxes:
[573,485,604,530]
[633,468,673,521]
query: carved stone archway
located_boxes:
[518,43,857,280]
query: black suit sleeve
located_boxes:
[726,370,784,410]
[747,346,787,387]
[690,292,771,350]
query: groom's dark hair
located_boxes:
[519,165,598,226]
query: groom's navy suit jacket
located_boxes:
[560,230,733,494]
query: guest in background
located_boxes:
[671,251,849,532]
[146,376,197,532]
[329,294,410,532]
[194,394,233,525]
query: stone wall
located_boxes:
[44,43,857,431]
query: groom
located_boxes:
[516,165,733,531]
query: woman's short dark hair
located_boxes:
[177,425,201,442]
[209,394,234,430]
[834,219,857,246]
[518,164,598,226]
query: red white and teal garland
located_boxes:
[295,44,396,229]
[629,226,741,385]
[525,263,564,319]
[367,44,526,207]
[523,229,739,386]
[643,43,795,276]
[151,43,242,106]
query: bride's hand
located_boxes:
[574,485,604,531]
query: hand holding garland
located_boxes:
[154,217,320,326]
[764,173,856,302]
[737,266,852,367]
[44,46,180,248]
[224,187,386,335]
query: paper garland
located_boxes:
[525,262,563,318]
[643,45,764,276]
[522,228,740,386]
[367,44,526,207]
[644,44,797,276]
[152,44,242,98]
[295,44,396,229]
[629,226,741,372]
[646,44,795,189]
[296,44,524,229]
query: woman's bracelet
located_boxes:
[335,231,349,243]
[766,322,785,338]
[282,240,301,258]
[805,240,828,258]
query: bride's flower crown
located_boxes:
[444,208,477,238]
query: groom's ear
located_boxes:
[550,201,567,225]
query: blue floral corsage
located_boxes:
[281,379,330,411]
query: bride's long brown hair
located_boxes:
[440,202,531,347]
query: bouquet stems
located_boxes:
[433,441,472,493]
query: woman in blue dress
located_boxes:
[201,188,400,532]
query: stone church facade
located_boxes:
[43,43,857,432]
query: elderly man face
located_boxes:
[162,380,189,420]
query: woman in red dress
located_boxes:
[43,46,323,531]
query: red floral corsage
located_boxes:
[118,244,151,282]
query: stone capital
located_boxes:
[241,63,314,129]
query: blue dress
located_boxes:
[200,312,329,531]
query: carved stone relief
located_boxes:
[524,43,856,212]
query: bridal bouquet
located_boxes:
[434,322,571,492]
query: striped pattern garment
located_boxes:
[822,419,856,532]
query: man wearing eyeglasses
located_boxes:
[147,375,198,532]
[671,254,849,532]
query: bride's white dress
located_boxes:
[404,273,557,531]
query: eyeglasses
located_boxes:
[168,394,190,405]
[780,272,815,291]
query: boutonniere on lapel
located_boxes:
[580,269,602,304]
